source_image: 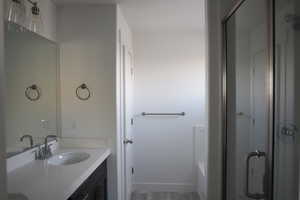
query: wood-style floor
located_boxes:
[131,192,200,200]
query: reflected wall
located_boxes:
[274,0,300,199]
[4,22,58,156]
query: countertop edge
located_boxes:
[63,148,111,200]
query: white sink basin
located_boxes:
[48,152,90,166]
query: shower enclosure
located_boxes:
[223,0,300,199]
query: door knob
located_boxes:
[124,139,133,144]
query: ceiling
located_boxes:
[53,0,205,33]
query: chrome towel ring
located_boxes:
[25,84,41,101]
[76,83,91,101]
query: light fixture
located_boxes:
[6,0,26,25]
[6,0,43,33]
[27,1,44,33]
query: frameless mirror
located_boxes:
[4,22,58,157]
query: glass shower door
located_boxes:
[274,0,300,199]
[225,0,272,199]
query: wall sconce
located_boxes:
[6,0,26,26]
[6,0,43,33]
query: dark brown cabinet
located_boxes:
[68,160,107,200]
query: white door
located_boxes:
[122,45,134,200]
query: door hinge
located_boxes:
[132,167,134,174]
[131,118,134,125]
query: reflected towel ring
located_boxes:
[76,83,91,101]
[25,84,41,101]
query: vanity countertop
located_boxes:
[7,148,111,200]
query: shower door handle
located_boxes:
[124,139,133,144]
[245,150,267,199]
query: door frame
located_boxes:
[118,27,134,200]
[118,29,126,200]
[221,0,275,199]
[122,43,134,200]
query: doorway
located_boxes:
[118,0,208,199]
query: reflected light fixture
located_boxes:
[6,0,26,25]
[27,1,44,33]
[6,0,43,33]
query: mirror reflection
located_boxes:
[4,22,58,157]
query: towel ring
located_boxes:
[76,83,91,101]
[25,84,41,101]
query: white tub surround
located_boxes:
[7,147,111,200]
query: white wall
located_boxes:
[0,1,7,199]
[58,5,116,144]
[57,5,118,200]
[132,29,206,192]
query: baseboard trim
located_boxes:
[132,182,195,193]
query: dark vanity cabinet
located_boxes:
[68,161,107,200]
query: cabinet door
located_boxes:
[85,189,96,200]
[80,193,90,200]
[68,161,107,200]
[95,177,107,200]
[68,180,89,200]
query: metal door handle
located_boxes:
[245,150,267,199]
[124,139,133,144]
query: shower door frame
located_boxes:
[221,0,275,199]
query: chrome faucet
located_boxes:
[20,135,34,149]
[36,135,57,160]
[43,135,57,159]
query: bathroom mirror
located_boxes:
[4,22,59,157]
